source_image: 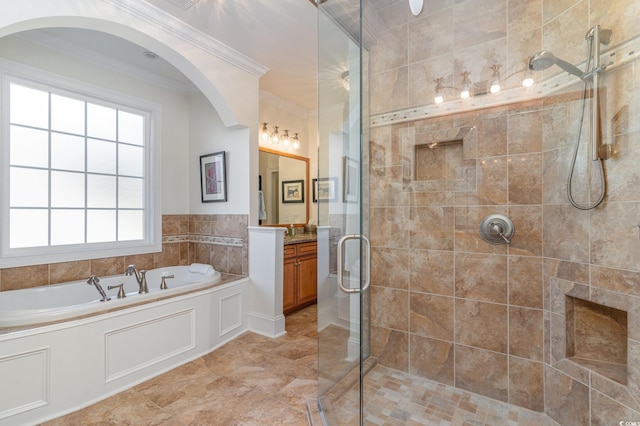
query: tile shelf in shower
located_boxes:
[565,296,628,386]
[566,356,627,386]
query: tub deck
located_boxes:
[0,273,244,335]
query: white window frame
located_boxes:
[0,59,162,268]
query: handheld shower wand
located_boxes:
[527,25,612,210]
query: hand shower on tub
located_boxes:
[528,25,612,210]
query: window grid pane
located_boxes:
[7,81,147,250]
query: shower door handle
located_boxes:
[336,234,371,294]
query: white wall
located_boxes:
[189,92,251,215]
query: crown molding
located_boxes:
[102,0,269,78]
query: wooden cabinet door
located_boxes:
[283,256,297,313]
[297,255,317,305]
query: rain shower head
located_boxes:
[528,50,585,80]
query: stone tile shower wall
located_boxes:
[367,0,640,423]
[0,214,248,292]
[370,103,547,412]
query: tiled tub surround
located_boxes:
[0,214,248,292]
[368,64,640,425]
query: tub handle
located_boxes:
[107,283,126,299]
[160,274,175,290]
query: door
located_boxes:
[316,0,371,424]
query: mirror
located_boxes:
[259,147,309,226]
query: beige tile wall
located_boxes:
[0,214,248,292]
[368,0,640,422]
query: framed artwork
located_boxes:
[312,177,338,202]
[343,156,359,203]
[282,179,304,203]
[200,151,227,202]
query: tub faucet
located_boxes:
[87,275,111,302]
[125,265,149,294]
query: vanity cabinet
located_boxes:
[283,241,317,314]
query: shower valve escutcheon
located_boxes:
[479,214,515,245]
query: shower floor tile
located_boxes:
[44,304,557,425]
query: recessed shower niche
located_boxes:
[415,139,463,181]
[406,124,477,192]
[566,296,628,385]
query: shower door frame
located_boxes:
[316,0,371,424]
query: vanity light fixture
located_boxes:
[260,123,302,149]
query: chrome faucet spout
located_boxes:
[87,275,110,302]
[125,265,148,294]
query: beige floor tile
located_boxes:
[46,304,559,425]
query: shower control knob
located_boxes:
[479,214,515,245]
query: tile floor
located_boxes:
[45,304,557,425]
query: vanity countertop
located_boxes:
[283,233,317,245]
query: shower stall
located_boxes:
[315,0,640,424]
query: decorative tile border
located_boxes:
[162,234,244,247]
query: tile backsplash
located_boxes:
[0,214,248,292]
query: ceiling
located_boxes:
[14,0,319,112]
[145,0,319,111]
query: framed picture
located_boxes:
[313,177,338,202]
[343,156,359,203]
[200,151,227,202]
[282,179,304,203]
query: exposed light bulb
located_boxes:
[460,71,472,100]
[282,130,290,146]
[271,126,279,143]
[261,122,269,141]
[292,133,300,150]
[489,64,501,94]
[434,77,444,105]
[522,68,534,88]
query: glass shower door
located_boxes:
[316,0,370,424]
